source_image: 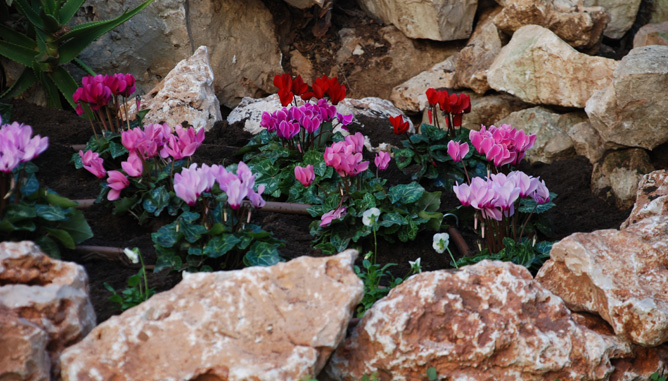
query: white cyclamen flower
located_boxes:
[409,257,422,272]
[362,207,381,227]
[432,233,450,254]
[124,248,139,264]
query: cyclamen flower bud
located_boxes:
[294,165,315,187]
[374,151,391,170]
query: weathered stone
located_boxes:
[567,121,620,164]
[453,7,506,95]
[591,149,655,209]
[488,25,617,108]
[326,260,632,380]
[610,345,668,381]
[122,46,221,132]
[496,107,586,164]
[60,251,363,380]
[355,0,478,41]
[622,170,668,229]
[283,0,325,9]
[536,216,668,346]
[583,0,642,39]
[337,97,415,133]
[650,0,668,23]
[227,94,282,135]
[493,0,609,51]
[633,21,668,48]
[0,309,50,381]
[333,26,462,101]
[0,241,95,378]
[76,0,282,108]
[290,50,315,81]
[390,56,457,112]
[586,45,668,150]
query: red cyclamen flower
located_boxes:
[389,115,410,135]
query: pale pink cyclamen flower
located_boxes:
[107,171,129,201]
[121,153,143,177]
[79,150,106,178]
[374,151,391,170]
[533,180,550,205]
[173,164,210,206]
[294,165,315,187]
[320,206,347,227]
[446,140,469,162]
[0,122,49,172]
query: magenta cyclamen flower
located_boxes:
[294,165,315,187]
[79,150,106,178]
[107,171,129,201]
[374,151,391,170]
[470,124,536,167]
[73,74,112,113]
[320,206,347,227]
[165,125,205,160]
[447,140,469,162]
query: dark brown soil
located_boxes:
[11,98,632,323]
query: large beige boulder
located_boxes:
[591,149,655,209]
[586,45,668,150]
[496,106,586,164]
[60,251,363,381]
[453,7,506,95]
[492,0,609,51]
[76,0,282,108]
[567,121,621,164]
[355,0,478,41]
[488,25,617,108]
[622,170,668,228]
[0,241,95,379]
[633,21,668,47]
[583,0,642,39]
[390,55,457,112]
[122,46,221,131]
[325,260,633,380]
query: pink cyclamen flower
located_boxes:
[121,153,143,177]
[294,164,315,187]
[173,164,210,206]
[320,206,347,227]
[73,74,112,111]
[447,140,469,162]
[106,171,129,201]
[79,150,106,178]
[374,151,391,170]
[165,125,205,160]
[533,180,550,205]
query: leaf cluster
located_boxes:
[0,162,93,257]
[0,0,153,110]
[104,267,155,311]
[454,238,554,275]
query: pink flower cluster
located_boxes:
[79,123,205,201]
[324,132,369,177]
[469,124,536,167]
[260,99,353,139]
[174,162,265,209]
[73,73,135,115]
[0,119,49,173]
[453,171,550,221]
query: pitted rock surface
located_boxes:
[0,241,95,379]
[60,250,363,381]
[325,260,632,380]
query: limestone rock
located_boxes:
[622,170,668,229]
[650,0,668,23]
[493,0,609,51]
[290,50,315,81]
[122,46,221,132]
[284,0,326,9]
[76,0,282,108]
[567,121,621,164]
[325,260,633,380]
[356,0,478,41]
[390,56,457,112]
[60,251,363,381]
[536,215,668,346]
[496,107,586,164]
[0,310,50,381]
[337,97,415,133]
[610,345,668,381]
[333,26,462,101]
[0,241,95,378]
[488,25,617,108]
[633,21,668,48]
[591,149,655,209]
[583,0,642,39]
[585,45,668,150]
[227,94,283,135]
[453,7,506,95]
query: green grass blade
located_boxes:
[73,57,96,76]
[0,68,37,100]
[59,0,85,24]
[56,0,153,64]
[50,66,78,110]
[0,40,36,66]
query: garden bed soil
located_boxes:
[11,98,632,323]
